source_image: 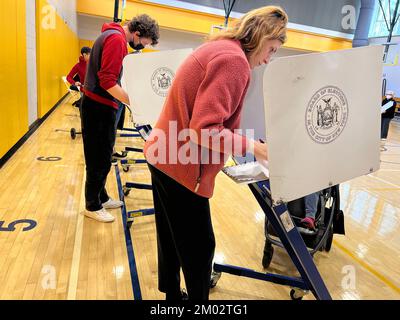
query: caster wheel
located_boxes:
[70,128,76,139]
[262,241,274,269]
[123,187,130,196]
[123,166,130,173]
[290,289,307,300]
[210,271,221,288]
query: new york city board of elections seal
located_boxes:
[151,67,175,97]
[305,86,348,144]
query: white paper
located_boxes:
[223,161,269,184]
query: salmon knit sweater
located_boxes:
[144,39,251,198]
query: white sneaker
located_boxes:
[84,208,115,222]
[102,198,124,209]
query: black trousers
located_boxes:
[381,117,392,139]
[148,164,215,300]
[80,95,117,211]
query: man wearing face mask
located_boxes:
[381,90,397,141]
[81,14,159,223]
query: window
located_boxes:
[369,0,400,38]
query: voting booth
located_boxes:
[122,49,193,126]
[120,45,383,300]
[216,45,383,300]
[263,45,383,203]
[119,49,193,224]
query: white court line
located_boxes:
[384,144,400,147]
[67,172,86,300]
[369,174,400,189]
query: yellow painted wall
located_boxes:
[79,39,95,50]
[36,0,79,117]
[77,0,352,52]
[284,29,352,52]
[0,0,28,158]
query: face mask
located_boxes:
[129,40,144,51]
[386,95,392,99]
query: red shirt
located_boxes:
[66,56,87,85]
[84,23,128,109]
[144,39,251,198]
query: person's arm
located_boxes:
[253,140,268,162]
[98,34,130,105]
[106,84,130,106]
[389,100,397,116]
[189,54,258,158]
[66,64,79,85]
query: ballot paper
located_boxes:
[222,161,269,184]
[381,101,394,113]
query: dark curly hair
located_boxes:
[127,14,160,46]
[81,46,91,55]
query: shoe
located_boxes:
[301,217,315,230]
[165,288,189,300]
[111,152,127,165]
[102,198,124,209]
[381,138,387,141]
[262,241,274,269]
[181,288,188,300]
[112,152,127,160]
[83,208,115,223]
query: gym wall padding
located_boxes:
[0,0,29,159]
[36,0,79,118]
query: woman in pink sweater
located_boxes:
[144,6,288,300]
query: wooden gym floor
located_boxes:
[0,95,399,300]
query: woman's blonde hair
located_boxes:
[209,6,288,56]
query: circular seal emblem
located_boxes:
[151,67,175,97]
[305,86,348,144]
